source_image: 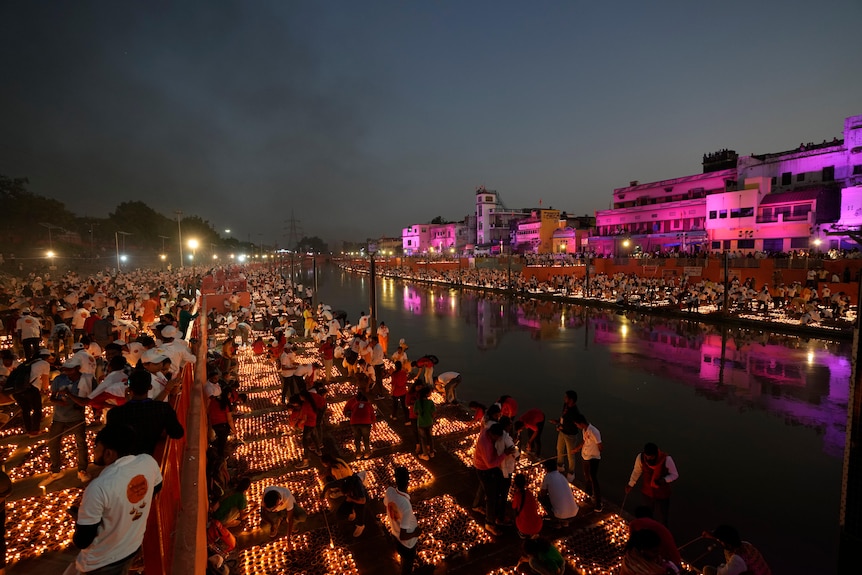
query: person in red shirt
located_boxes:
[318,335,336,383]
[290,390,319,469]
[389,361,409,422]
[514,408,546,458]
[629,506,682,569]
[344,391,376,459]
[497,395,518,419]
[83,310,98,339]
[251,337,267,356]
[511,473,542,539]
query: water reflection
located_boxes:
[399,283,850,457]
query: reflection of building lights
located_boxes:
[807,351,815,365]
[620,324,628,337]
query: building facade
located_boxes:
[591,114,862,255]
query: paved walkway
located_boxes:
[227,341,642,575]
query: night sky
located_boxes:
[2,0,860,248]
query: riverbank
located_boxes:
[341,264,856,342]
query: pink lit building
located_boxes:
[591,114,862,255]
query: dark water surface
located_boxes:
[313,265,848,574]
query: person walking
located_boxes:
[383,466,421,575]
[570,414,603,512]
[625,442,679,527]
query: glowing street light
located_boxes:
[188,238,199,274]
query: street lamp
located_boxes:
[115,231,131,271]
[187,238,199,274]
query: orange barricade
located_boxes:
[141,362,195,575]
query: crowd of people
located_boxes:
[350,262,855,328]
[0,263,774,575]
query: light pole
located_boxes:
[115,231,131,272]
[39,222,62,252]
[176,211,184,266]
[89,223,99,259]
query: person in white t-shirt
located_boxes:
[16,308,42,359]
[260,486,307,549]
[571,413,604,512]
[12,348,52,437]
[538,458,579,525]
[383,466,421,575]
[66,423,162,575]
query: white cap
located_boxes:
[142,348,170,364]
[161,325,179,339]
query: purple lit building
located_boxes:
[591,114,862,255]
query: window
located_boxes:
[763,238,783,251]
[796,173,805,182]
[737,239,755,249]
[789,237,810,249]
[792,204,811,217]
[823,166,835,181]
[853,165,862,175]
[775,206,791,219]
[711,241,722,250]
[739,207,754,217]
[709,210,717,219]
[723,240,731,250]
[771,177,777,186]
[485,195,493,202]
[407,240,413,246]
[719,210,728,219]
[781,172,792,185]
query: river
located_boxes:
[311,264,848,574]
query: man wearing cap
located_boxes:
[106,369,184,455]
[67,423,162,575]
[15,308,42,359]
[158,325,196,378]
[140,349,178,401]
[41,354,93,486]
[12,348,52,437]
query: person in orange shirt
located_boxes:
[140,292,160,329]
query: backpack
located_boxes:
[2,358,36,394]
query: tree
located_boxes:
[295,236,329,254]
[430,216,445,224]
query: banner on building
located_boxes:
[683,266,703,277]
